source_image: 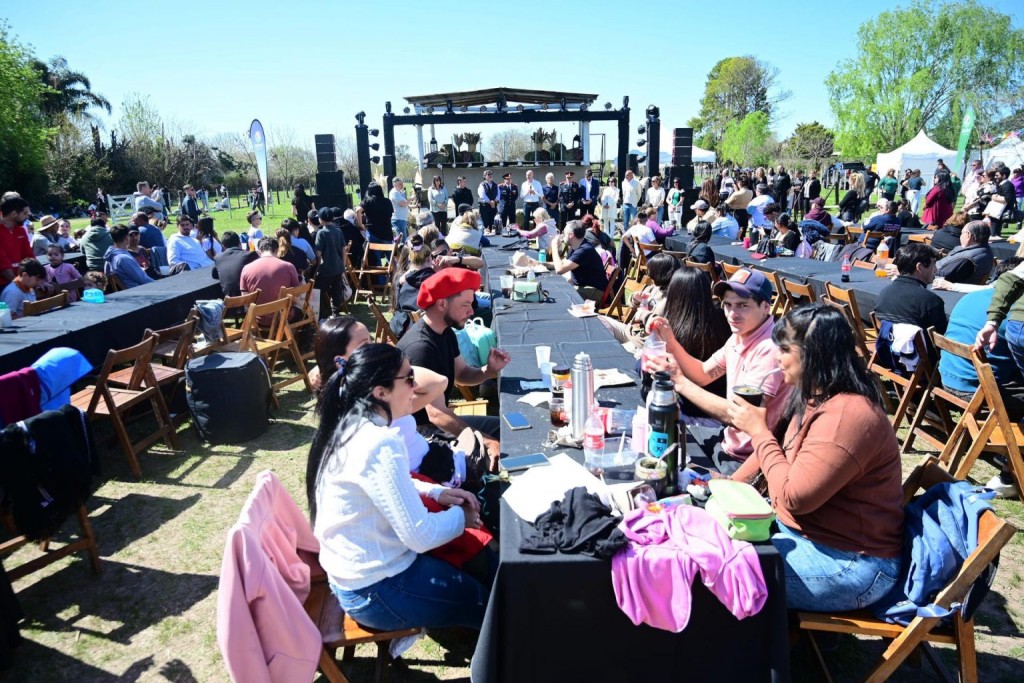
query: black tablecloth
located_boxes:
[474,238,790,682]
[664,234,965,319]
[901,227,1018,260]
[0,269,221,372]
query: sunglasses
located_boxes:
[393,371,415,387]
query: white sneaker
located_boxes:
[985,473,1020,499]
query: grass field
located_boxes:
[8,196,1024,682]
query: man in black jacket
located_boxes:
[212,231,257,298]
[180,185,202,224]
[578,169,600,217]
[558,171,579,229]
[772,166,791,213]
[497,172,519,229]
[477,170,499,232]
[451,176,474,219]
[873,243,947,335]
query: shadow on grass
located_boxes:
[84,492,201,556]
[316,629,477,683]
[4,644,202,682]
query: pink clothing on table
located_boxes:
[217,470,322,683]
[611,504,767,632]
[709,316,791,460]
[45,262,81,303]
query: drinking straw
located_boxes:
[757,368,782,389]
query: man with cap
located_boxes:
[397,268,510,456]
[646,267,791,475]
[578,169,600,218]
[685,199,718,232]
[521,170,543,230]
[31,215,61,256]
[477,170,499,232]
[497,172,519,229]
[558,170,579,229]
[314,207,347,321]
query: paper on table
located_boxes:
[594,368,636,389]
[520,379,548,391]
[502,453,609,523]
[517,391,551,407]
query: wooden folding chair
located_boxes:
[230,296,314,404]
[661,250,688,262]
[628,243,661,280]
[720,261,742,279]
[824,281,876,343]
[280,280,318,362]
[921,334,1024,493]
[70,336,178,478]
[369,300,398,345]
[22,291,68,316]
[223,291,260,345]
[355,242,398,304]
[866,316,934,437]
[899,331,970,455]
[0,504,101,582]
[451,384,490,416]
[799,456,1018,683]
[846,226,864,242]
[907,233,933,245]
[755,268,790,318]
[152,315,201,366]
[598,266,621,309]
[826,231,850,245]
[301,552,421,683]
[822,283,871,358]
[685,260,718,283]
[106,274,126,293]
[781,278,817,308]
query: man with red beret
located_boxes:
[397,268,510,457]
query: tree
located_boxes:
[0,23,52,198]
[782,122,835,174]
[687,56,790,150]
[31,56,111,125]
[719,112,777,168]
[488,128,533,161]
[827,0,1024,159]
[268,127,316,190]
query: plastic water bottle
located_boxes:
[0,302,11,328]
[527,268,536,282]
[583,410,606,464]
[841,254,851,283]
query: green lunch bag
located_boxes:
[705,479,775,542]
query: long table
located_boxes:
[471,237,790,682]
[664,234,965,318]
[0,269,222,372]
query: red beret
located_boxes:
[417,268,482,310]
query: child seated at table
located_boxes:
[1,259,44,318]
[82,271,107,293]
[44,245,83,303]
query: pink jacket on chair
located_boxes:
[217,470,322,682]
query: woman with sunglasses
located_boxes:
[726,305,904,611]
[309,342,491,631]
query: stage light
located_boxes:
[516,104,524,112]
[479,106,487,112]
[560,98,567,111]
[604,102,612,110]
[646,105,659,117]
[426,106,434,114]
[402,107,410,114]
[369,143,380,151]
[580,102,588,111]
[636,155,647,163]
[445,99,454,114]
[636,139,646,147]
[369,128,379,137]
[371,156,380,164]
[461,105,468,113]
[355,111,366,124]
[541,104,548,111]
[637,125,646,135]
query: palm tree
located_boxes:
[32,56,111,124]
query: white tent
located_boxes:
[983,136,1024,170]
[875,130,956,179]
[692,145,716,163]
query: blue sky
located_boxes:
[5,0,1022,159]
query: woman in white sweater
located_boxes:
[308,343,490,630]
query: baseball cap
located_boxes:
[317,207,333,221]
[713,267,774,304]
[690,199,709,211]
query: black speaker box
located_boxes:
[315,171,348,210]
[665,164,695,191]
[315,134,337,173]
[672,128,693,166]
[679,187,701,226]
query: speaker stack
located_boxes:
[314,134,348,210]
[665,128,698,225]
[315,134,338,173]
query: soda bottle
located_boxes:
[877,239,890,265]
[583,409,606,466]
[841,254,851,283]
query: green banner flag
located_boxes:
[955,106,976,172]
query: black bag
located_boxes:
[754,236,777,258]
[186,352,271,443]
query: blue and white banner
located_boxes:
[249,119,270,205]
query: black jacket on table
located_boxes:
[873,274,948,335]
[935,244,995,285]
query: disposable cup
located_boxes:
[536,346,551,367]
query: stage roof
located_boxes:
[404,88,598,108]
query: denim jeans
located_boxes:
[622,204,637,230]
[656,206,664,223]
[772,522,901,611]
[1005,320,1024,375]
[391,218,408,240]
[332,553,492,631]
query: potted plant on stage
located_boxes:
[529,128,554,162]
[463,132,483,164]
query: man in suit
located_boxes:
[477,170,499,232]
[497,172,519,229]
[558,171,579,230]
[180,184,202,224]
[578,169,600,217]
[802,170,821,216]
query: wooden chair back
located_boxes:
[866,314,934,436]
[853,259,877,269]
[599,267,621,309]
[799,456,1018,683]
[846,226,864,243]
[106,274,126,293]
[685,260,718,283]
[356,242,399,305]
[147,317,199,370]
[223,290,260,340]
[23,291,68,316]
[369,300,398,345]
[720,261,742,279]
[755,268,790,318]
[822,282,872,356]
[280,280,317,361]
[826,231,850,245]
[781,278,817,308]
[237,295,313,401]
[907,233,933,245]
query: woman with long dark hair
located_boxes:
[361,182,394,243]
[727,305,904,611]
[275,227,309,277]
[599,252,680,343]
[686,220,716,265]
[922,172,955,229]
[196,216,222,258]
[428,176,449,235]
[662,267,730,419]
[308,343,489,631]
